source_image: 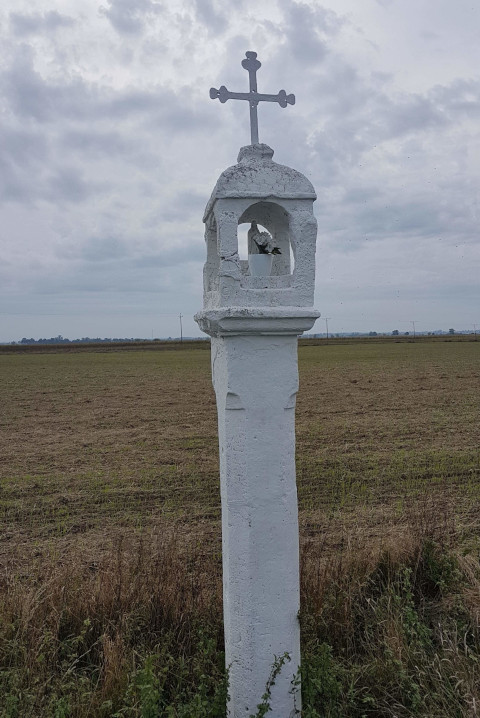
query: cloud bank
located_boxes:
[1,0,479,340]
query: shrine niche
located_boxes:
[202,143,318,310]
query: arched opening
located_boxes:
[238,201,294,276]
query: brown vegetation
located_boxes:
[0,339,479,715]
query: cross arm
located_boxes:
[210,86,295,108]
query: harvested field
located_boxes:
[1,339,479,562]
[1,338,479,716]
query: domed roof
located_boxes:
[203,144,316,222]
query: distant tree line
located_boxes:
[11,328,473,345]
[307,328,474,339]
[14,335,154,345]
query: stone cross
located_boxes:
[210,51,295,145]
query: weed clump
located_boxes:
[0,529,227,717]
[300,526,480,717]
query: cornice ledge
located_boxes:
[194,307,320,337]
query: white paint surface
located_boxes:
[195,143,319,717]
[201,144,318,313]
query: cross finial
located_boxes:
[210,52,295,145]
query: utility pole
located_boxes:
[474,323,477,340]
[179,313,183,344]
[411,320,416,342]
[324,317,331,341]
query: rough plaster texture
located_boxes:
[202,144,318,311]
[212,332,302,716]
[195,143,319,717]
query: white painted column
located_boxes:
[211,327,302,717]
[195,141,319,715]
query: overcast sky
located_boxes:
[1,0,479,341]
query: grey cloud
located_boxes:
[194,0,228,33]
[46,166,92,204]
[162,191,208,222]
[280,1,343,66]
[285,6,328,65]
[0,127,49,202]
[9,11,75,36]
[0,165,33,203]
[311,63,369,117]
[60,129,132,156]
[0,46,219,213]
[0,120,128,208]
[357,200,445,238]
[81,236,128,262]
[321,185,477,260]
[306,70,457,181]
[2,48,219,138]
[282,0,344,38]
[2,49,95,123]
[351,78,475,146]
[1,0,478,342]
[1,126,48,166]
[107,89,158,116]
[32,243,204,295]
[108,88,219,135]
[342,186,380,204]
[99,0,162,36]
[309,126,368,180]
[432,79,480,116]
[378,94,447,138]
[421,31,440,42]
[132,244,205,268]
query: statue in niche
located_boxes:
[248,221,281,255]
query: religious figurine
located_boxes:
[248,221,282,255]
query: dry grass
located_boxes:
[1,511,480,716]
[0,526,226,716]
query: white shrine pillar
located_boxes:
[195,143,319,716]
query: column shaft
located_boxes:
[211,333,301,717]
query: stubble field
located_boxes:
[1,338,480,716]
[1,339,479,563]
